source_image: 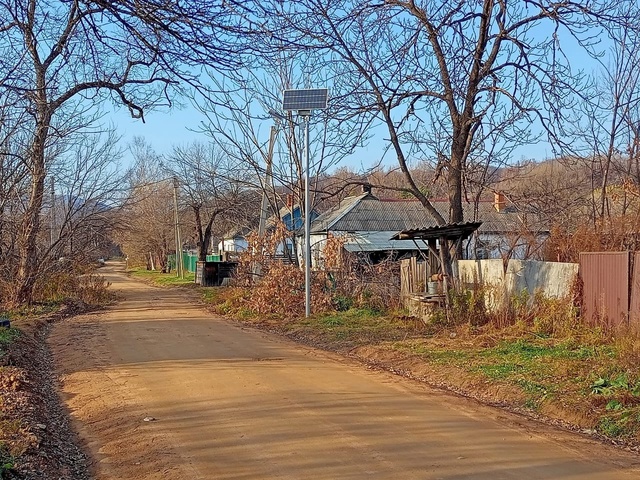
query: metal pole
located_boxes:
[304,116,311,318]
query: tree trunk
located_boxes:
[192,206,207,262]
[448,140,465,224]
[447,139,465,263]
[201,221,214,262]
[14,116,51,305]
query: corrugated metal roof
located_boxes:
[392,222,482,241]
[311,194,547,234]
[311,192,370,231]
[336,231,422,252]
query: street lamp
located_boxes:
[282,88,329,318]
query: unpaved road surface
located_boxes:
[50,263,640,479]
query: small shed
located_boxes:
[393,222,482,317]
[393,221,483,280]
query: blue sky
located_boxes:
[112,99,403,170]
[112,95,561,172]
[111,104,202,159]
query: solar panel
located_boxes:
[282,88,329,111]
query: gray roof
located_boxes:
[311,193,547,234]
[338,231,423,252]
[222,225,254,239]
[392,222,483,241]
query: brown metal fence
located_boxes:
[631,252,640,326]
[579,252,637,330]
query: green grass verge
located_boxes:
[0,441,14,477]
[129,268,196,286]
[293,308,394,342]
[391,335,640,438]
[0,328,20,360]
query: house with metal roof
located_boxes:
[219,199,319,262]
[308,187,549,266]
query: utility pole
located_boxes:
[258,125,277,236]
[50,177,55,249]
[303,114,311,318]
[173,177,183,279]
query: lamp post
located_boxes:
[282,88,328,317]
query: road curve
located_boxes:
[49,262,640,480]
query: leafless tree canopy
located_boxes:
[241,1,634,222]
[3,0,640,306]
[164,142,257,261]
[0,0,256,305]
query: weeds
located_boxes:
[0,442,14,477]
[1,260,114,312]
[435,286,580,341]
[0,329,19,361]
[0,329,19,349]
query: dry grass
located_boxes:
[0,329,36,476]
[33,270,114,306]
[0,262,114,313]
[547,217,640,263]
[231,227,400,316]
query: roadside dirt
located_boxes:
[1,308,91,479]
[48,262,640,479]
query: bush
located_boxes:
[0,442,14,477]
[231,226,399,317]
[33,270,113,307]
[332,295,354,312]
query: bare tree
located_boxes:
[194,57,369,231]
[498,158,592,227]
[115,138,175,270]
[0,124,128,305]
[49,130,127,264]
[0,0,252,305]
[164,142,255,261]
[570,24,640,222]
[247,0,634,280]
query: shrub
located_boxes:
[232,226,399,316]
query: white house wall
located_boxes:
[218,238,249,253]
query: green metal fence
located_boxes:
[167,252,222,273]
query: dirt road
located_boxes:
[50,263,640,479]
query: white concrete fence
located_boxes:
[458,259,579,302]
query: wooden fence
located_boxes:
[400,257,429,298]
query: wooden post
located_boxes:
[439,235,453,321]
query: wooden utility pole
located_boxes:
[258,125,277,236]
[50,177,55,248]
[173,177,183,279]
